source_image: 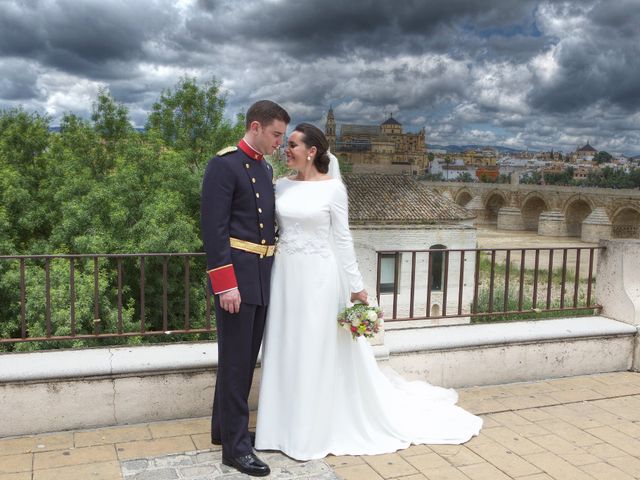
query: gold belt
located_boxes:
[230,237,275,257]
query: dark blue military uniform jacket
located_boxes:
[200,140,276,305]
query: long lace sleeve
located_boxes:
[329,182,364,293]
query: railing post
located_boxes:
[596,239,640,371]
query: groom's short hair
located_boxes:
[245,100,290,130]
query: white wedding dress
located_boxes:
[255,177,482,461]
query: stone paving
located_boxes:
[1,371,640,480]
[121,451,337,479]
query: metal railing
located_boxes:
[0,253,213,345]
[376,246,603,322]
[0,246,603,345]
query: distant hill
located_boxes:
[428,144,533,154]
[428,144,640,158]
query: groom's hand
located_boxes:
[351,289,368,304]
[220,288,241,313]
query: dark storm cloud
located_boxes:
[528,1,640,114]
[0,0,174,78]
[1,0,639,153]
[185,0,547,59]
[0,59,40,101]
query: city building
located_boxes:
[572,141,598,162]
[459,148,498,167]
[429,158,475,180]
[325,107,428,174]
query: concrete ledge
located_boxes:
[385,316,637,388]
[0,342,390,384]
[0,343,219,383]
[385,316,637,353]
[0,317,636,437]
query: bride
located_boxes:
[255,123,482,461]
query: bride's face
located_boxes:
[285,131,315,170]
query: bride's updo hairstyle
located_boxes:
[294,123,330,174]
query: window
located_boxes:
[379,253,399,294]
[429,245,446,292]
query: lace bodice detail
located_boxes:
[275,177,363,292]
[277,221,332,258]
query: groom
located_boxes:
[201,100,290,476]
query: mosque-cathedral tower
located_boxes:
[325,106,336,150]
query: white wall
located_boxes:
[352,225,476,321]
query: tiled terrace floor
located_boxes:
[1,371,640,480]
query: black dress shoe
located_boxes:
[222,453,270,477]
[212,431,255,446]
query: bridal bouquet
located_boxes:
[337,302,383,340]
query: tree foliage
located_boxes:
[146,77,245,170]
[593,151,613,164]
[519,165,640,188]
[0,78,245,351]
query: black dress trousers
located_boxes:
[211,299,267,457]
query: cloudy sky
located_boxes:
[1,0,639,154]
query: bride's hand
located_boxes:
[351,289,368,304]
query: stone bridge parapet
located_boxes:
[423,181,640,242]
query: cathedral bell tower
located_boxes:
[325,106,336,150]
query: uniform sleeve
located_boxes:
[329,182,364,293]
[200,158,237,294]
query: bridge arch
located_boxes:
[521,194,548,231]
[612,206,640,239]
[454,189,473,207]
[484,190,507,224]
[564,196,593,237]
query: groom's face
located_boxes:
[251,119,287,156]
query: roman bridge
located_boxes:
[423,181,640,242]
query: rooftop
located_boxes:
[382,114,402,126]
[578,142,597,152]
[344,174,475,225]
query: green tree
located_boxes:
[0,77,257,350]
[593,151,613,164]
[458,172,475,182]
[520,171,542,185]
[146,77,245,169]
[0,108,52,252]
[92,89,133,143]
[443,155,453,181]
[420,172,444,181]
[544,166,575,186]
[339,158,353,175]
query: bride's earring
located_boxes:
[307,155,311,161]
